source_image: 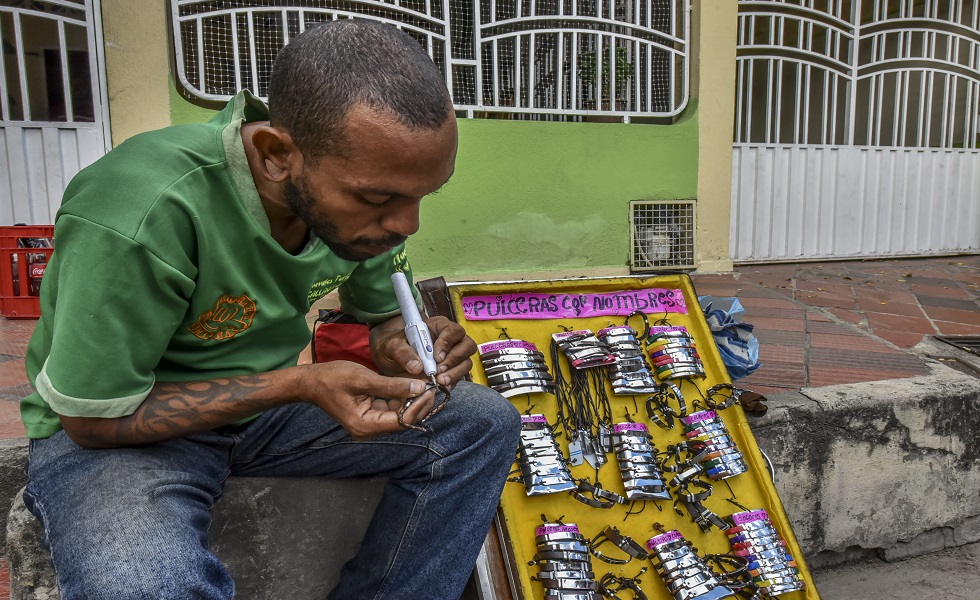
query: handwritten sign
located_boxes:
[536,524,581,536]
[521,414,549,424]
[613,422,649,433]
[680,411,718,426]
[731,509,769,525]
[647,530,683,549]
[478,340,539,354]
[462,288,687,321]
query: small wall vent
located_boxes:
[629,200,696,271]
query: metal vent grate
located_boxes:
[629,200,696,271]
[935,336,980,358]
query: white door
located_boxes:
[731,0,980,262]
[0,0,110,225]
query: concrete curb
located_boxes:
[751,354,980,568]
[0,439,27,558]
[6,477,387,599]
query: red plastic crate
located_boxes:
[0,225,54,319]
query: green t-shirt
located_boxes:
[22,91,420,439]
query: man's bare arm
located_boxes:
[59,362,431,449]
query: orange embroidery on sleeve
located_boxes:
[188,294,257,340]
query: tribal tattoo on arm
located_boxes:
[61,370,299,449]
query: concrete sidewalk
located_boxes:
[691,255,980,396]
[813,540,980,600]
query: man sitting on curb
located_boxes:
[21,20,520,600]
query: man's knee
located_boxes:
[24,434,233,600]
[436,381,521,456]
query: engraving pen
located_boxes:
[391,271,438,387]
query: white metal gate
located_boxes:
[0,0,110,226]
[170,0,690,122]
[732,0,980,262]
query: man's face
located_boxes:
[285,104,457,262]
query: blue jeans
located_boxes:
[24,381,521,600]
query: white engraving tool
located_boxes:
[391,271,438,387]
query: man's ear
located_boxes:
[250,126,301,183]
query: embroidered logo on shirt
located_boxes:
[188,294,257,340]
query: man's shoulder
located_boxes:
[96,121,226,179]
[60,121,232,237]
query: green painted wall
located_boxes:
[170,83,218,125]
[169,81,699,279]
[420,110,698,278]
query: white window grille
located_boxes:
[170,0,690,122]
[735,0,980,148]
[1,0,98,124]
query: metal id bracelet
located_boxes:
[535,531,587,545]
[675,583,735,600]
[666,574,718,593]
[757,580,806,596]
[534,569,596,581]
[538,577,600,591]
[614,440,659,453]
[536,557,591,570]
[542,591,603,600]
[729,526,781,543]
[483,361,548,376]
[479,340,544,362]
[658,553,702,573]
[480,353,548,367]
[532,550,593,563]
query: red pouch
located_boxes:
[311,309,378,371]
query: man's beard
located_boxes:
[283,178,407,262]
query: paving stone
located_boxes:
[808,366,927,386]
[874,329,929,348]
[809,332,906,353]
[750,316,806,332]
[914,293,980,312]
[796,280,856,296]
[922,305,980,327]
[739,361,806,388]
[737,305,805,319]
[808,347,928,373]
[735,285,792,299]
[806,320,867,336]
[866,312,937,334]
[909,283,974,299]
[856,298,926,318]
[854,287,919,305]
[753,329,806,346]
[0,362,26,389]
[933,321,980,336]
[733,297,800,309]
[795,291,859,309]
[757,344,804,362]
[806,311,833,322]
[825,308,867,325]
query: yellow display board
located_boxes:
[447,275,818,600]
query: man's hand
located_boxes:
[370,315,476,388]
[297,360,436,439]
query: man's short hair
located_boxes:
[268,19,453,160]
